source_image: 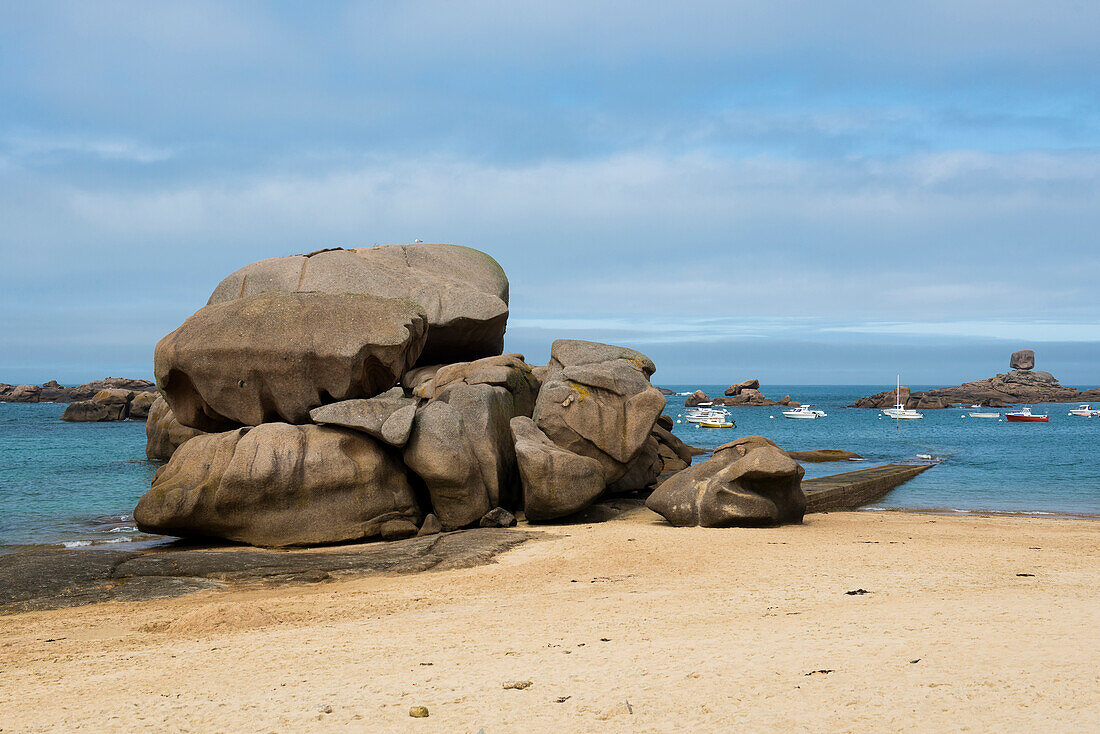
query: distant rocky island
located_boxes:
[0,378,159,421]
[684,379,800,407]
[849,349,1100,409]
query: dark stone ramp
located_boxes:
[0,529,539,615]
[803,463,935,513]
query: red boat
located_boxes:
[1005,407,1049,422]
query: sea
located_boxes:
[1,385,1098,553]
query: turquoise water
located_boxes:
[1,385,1098,552]
[664,385,1100,517]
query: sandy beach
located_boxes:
[1,509,1097,732]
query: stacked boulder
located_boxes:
[135,244,702,547]
[61,389,159,422]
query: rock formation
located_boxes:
[135,423,420,547]
[1,378,156,404]
[684,389,710,407]
[645,436,806,527]
[1010,349,1035,370]
[145,396,207,461]
[206,244,509,365]
[532,340,665,484]
[155,291,428,430]
[134,243,709,546]
[510,416,605,522]
[60,389,159,422]
[724,378,759,395]
[849,350,1100,408]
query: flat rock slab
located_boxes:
[803,463,934,513]
[0,529,539,615]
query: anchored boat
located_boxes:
[881,376,923,420]
[1005,406,1049,422]
[1068,404,1099,417]
[966,404,1000,419]
[782,405,826,419]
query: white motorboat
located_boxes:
[782,405,827,419]
[685,407,731,424]
[881,375,923,419]
[966,404,1000,419]
[1068,404,1099,417]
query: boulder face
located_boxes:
[128,391,158,419]
[308,387,419,448]
[646,436,806,527]
[402,384,519,531]
[61,389,135,422]
[1011,349,1035,370]
[135,423,420,547]
[155,291,428,430]
[724,378,759,396]
[413,353,540,417]
[206,244,509,366]
[145,396,206,461]
[533,340,665,484]
[684,389,710,407]
[510,416,605,522]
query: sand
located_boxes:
[1,509,1097,732]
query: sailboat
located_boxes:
[881,376,923,420]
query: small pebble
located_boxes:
[409,706,429,718]
[503,680,533,690]
[317,704,333,714]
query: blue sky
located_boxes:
[2,1,1099,387]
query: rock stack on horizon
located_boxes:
[848,348,1100,409]
[134,243,757,547]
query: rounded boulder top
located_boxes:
[1010,349,1035,371]
[206,244,509,365]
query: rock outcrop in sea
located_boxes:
[684,381,800,407]
[59,388,160,422]
[848,349,1100,409]
[134,243,796,547]
[1,378,156,405]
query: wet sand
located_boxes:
[1,509,1097,732]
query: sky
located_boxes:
[2,1,1099,387]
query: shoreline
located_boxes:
[4,501,1098,558]
[1,509,1096,731]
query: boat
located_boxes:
[1005,406,1049,422]
[685,407,731,424]
[966,405,1000,419]
[881,376,923,419]
[1068,404,1099,417]
[782,405,826,419]
[698,418,735,428]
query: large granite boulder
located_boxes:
[510,416,605,522]
[145,396,206,461]
[413,353,540,417]
[403,384,518,530]
[128,391,158,419]
[684,389,709,407]
[61,389,134,422]
[135,423,420,547]
[309,387,419,448]
[8,384,40,402]
[646,436,806,527]
[155,291,427,430]
[207,244,509,365]
[533,340,665,484]
[724,378,759,396]
[606,434,662,493]
[1010,349,1035,370]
